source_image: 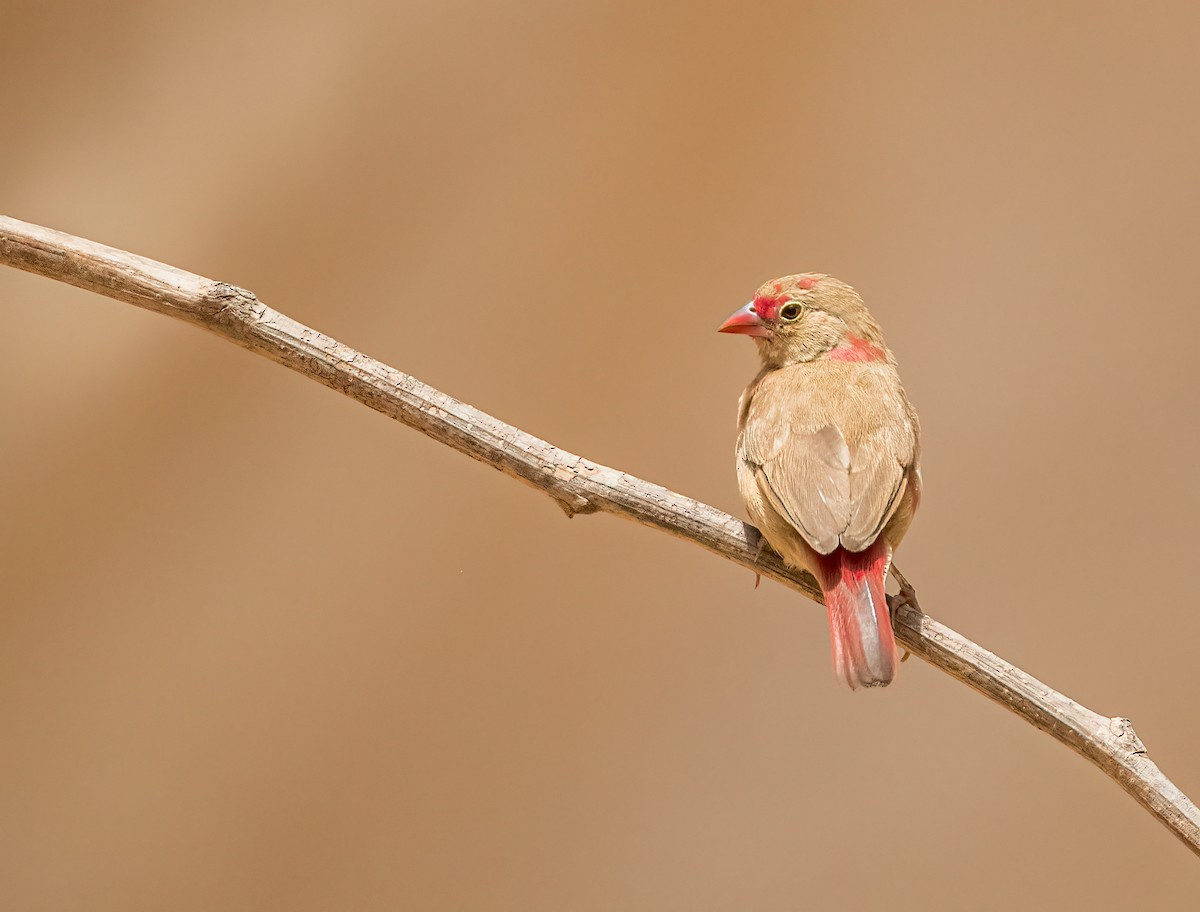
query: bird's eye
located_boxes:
[779,302,804,322]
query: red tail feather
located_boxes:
[815,542,897,689]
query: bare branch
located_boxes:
[2,214,1197,856]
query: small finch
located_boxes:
[719,274,921,689]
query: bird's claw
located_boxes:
[888,564,921,619]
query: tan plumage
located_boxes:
[720,275,921,688]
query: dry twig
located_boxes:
[2,214,1196,856]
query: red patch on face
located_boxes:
[751,293,786,320]
[772,281,783,292]
[797,275,819,290]
[826,335,887,363]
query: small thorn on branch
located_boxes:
[554,493,596,518]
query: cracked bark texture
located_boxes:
[2,214,1197,857]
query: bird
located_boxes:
[718,274,921,689]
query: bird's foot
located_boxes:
[889,564,920,614]
[747,528,769,589]
[888,565,920,663]
[888,563,922,654]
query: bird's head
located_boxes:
[718,274,889,367]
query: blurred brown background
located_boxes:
[2,1,1199,908]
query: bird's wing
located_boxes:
[843,425,909,551]
[750,425,852,554]
[740,365,913,555]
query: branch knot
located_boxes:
[206,281,262,321]
[1109,717,1148,756]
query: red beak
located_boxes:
[718,302,769,337]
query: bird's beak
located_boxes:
[717,302,769,337]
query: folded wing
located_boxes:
[740,366,914,555]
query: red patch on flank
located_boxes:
[751,293,786,320]
[797,275,820,290]
[826,335,887,362]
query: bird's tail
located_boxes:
[815,542,897,689]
